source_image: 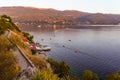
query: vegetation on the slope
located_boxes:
[1,15,120,80]
[0,35,20,80]
[32,71,62,80]
[23,32,34,43]
[31,49,37,55]
[0,15,22,80]
[0,15,21,35]
[106,70,120,80]
[29,55,48,70]
[47,58,70,78]
[32,71,78,80]
[80,70,99,80]
[0,14,60,80]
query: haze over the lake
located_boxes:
[0,0,120,14]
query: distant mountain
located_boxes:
[0,6,120,25]
[77,13,120,24]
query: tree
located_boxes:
[23,32,34,43]
[32,71,61,80]
[0,15,21,35]
[0,15,12,22]
[47,58,70,78]
[106,71,120,80]
[80,70,99,80]
[58,60,70,78]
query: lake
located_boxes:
[20,24,120,78]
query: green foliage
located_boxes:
[47,58,70,78]
[10,21,21,32]
[0,14,12,22]
[32,71,62,80]
[23,32,34,43]
[0,18,8,35]
[106,71,120,80]
[31,49,37,55]
[80,70,99,80]
[9,34,26,48]
[0,15,21,35]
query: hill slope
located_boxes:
[77,13,120,24]
[0,6,120,25]
[0,6,86,25]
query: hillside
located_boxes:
[1,15,120,80]
[0,15,53,80]
[0,15,75,80]
[0,6,120,25]
[0,6,87,25]
[77,13,120,24]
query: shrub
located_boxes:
[0,15,21,35]
[32,71,61,80]
[31,49,37,55]
[106,71,120,80]
[80,70,99,80]
[47,58,70,78]
[23,32,34,43]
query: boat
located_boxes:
[38,44,51,51]
[30,43,51,51]
[39,47,51,51]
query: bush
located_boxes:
[0,15,21,35]
[0,15,12,22]
[47,58,70,78]
[80,70,99,80]
[31,49,37,55]
[32,71,61,80]
[106,71,120,80]
[23,32,34,43]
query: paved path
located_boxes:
[5,30,35,70]
[5,30,38,80]
[13,49,29,70]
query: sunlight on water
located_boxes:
[20,25,120,78]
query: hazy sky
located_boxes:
[0,0,120,14]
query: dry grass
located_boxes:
[0,35,20,80]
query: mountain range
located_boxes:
[0,6,120,25]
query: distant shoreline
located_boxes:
[79,24,120,27]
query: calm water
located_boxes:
[20,25,120,78]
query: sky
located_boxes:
[0,0,120,14]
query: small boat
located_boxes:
[38,44,51,51]
[39,47,51,51]
[30,43,51,51]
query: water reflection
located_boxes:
[19,24,120,78]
